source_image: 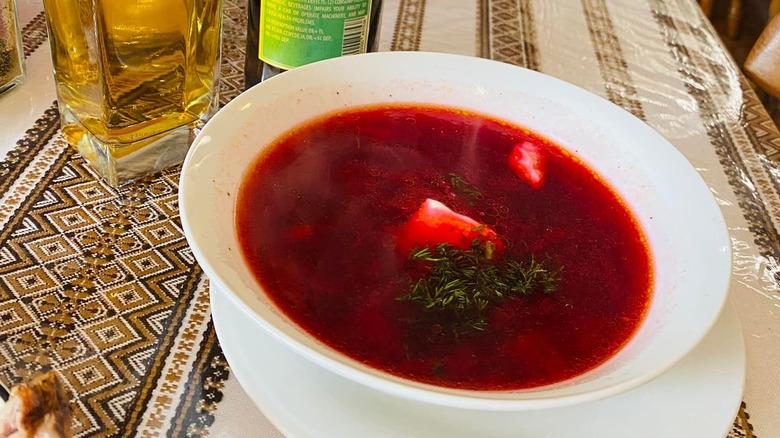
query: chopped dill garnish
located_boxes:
[397,240,561,335]
[449,173,483,204]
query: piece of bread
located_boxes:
[0,371,71,438]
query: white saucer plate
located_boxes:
[212,284,745,438]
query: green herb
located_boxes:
[449,173,483,204]
[397,240,561,336]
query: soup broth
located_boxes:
[236,104,652,390]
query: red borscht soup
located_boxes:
[236,105,652,390]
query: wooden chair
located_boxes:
[745,2,780,98]
[699,0,742,38]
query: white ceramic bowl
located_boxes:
[179,52,731,411]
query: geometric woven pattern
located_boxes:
[481,0,758,436]
[20,11,48,57]
[580,0,645,119]
[483,0,539,70]
[0,148,202,436]
[730,402,758,438]
[390,0,426,51]
[0,0,252,434]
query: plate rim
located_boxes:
[211,283,746,438]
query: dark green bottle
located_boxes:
[244,0,384,89]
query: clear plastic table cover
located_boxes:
[486,1,778,436]
[0,0,778,436]
[483,0,779,436]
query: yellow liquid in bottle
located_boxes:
[43,0,223,185]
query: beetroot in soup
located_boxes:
[235,104,652,390]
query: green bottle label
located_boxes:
[258,0,373,70]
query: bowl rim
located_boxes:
[179,51,732,411]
